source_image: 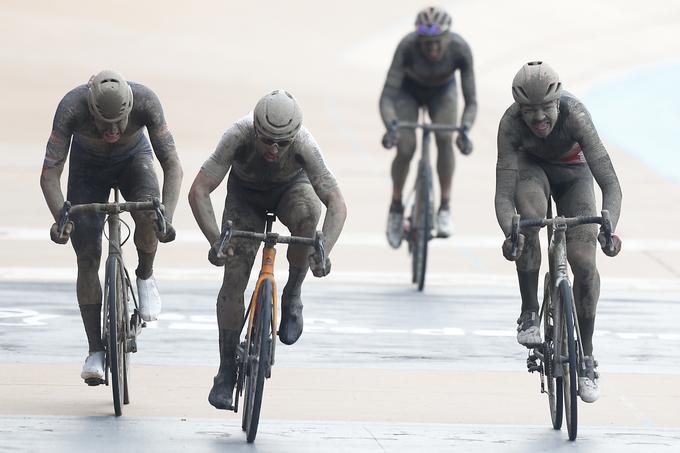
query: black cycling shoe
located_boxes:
[208,371,236,410]
[208,329,238,410]
[516,310,542,347]
[278,298,303,345]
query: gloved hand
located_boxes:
[456,128,473,155]
[502,233,525,261]
[598,231,621,257]
[308,251,331,277]
[50,221,74,244]
[156,221,176,243]
[208,241,227,267]
[381,119,398,149]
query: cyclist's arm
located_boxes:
[40,91,77,221]
[494,114,520,236]
[300,137,347,254]
[457,39,477,130]
[188,129,239,245]
[379,37,408,128]
[568,99,623,230]
[144,86,183,222]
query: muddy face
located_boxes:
[94,116,129,143]
[520,100,559,138]
[418,37,445,62]
[255,135,292,163]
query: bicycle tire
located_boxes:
[105,256,127,416]
[412,162,431,291]
[560,279,578,440]
[542,273,563,430]
[243,279,273,443]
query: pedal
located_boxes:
[84,377,104,386]
[526,354,541,373]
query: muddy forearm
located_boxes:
[320,189,347,254]
[40,166,66,221]
[188,173,221,245]
[159,154,183,221]
[459,67,478,128]
[589,155,623,230]
[379,88,399,129]
[495,168,518,236]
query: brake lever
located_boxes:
[600,210,614,254]
[216,220,233,259]
[314,231,326,269]
[510,214,521,260]
[152,198,166,236]
[58,201,72,237]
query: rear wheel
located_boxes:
[542,273,563,430]
[105,257,128,417]
[411,163,431,291]
[560,279,578,441]
[242,280,273,443]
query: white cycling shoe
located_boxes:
[80,351,105,383]
[578,355,600,403]
[516,311,542,347]
[137,275,161,322]
[386,210,404,249]
[436,208,454,238]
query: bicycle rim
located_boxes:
[560,279,578,440]
[244,280,273,443]
[542,273,563,430]
[106,257,125,416]
[412,164,430,291]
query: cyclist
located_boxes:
[40,70,182,384]
[495,61,622,403]
[188,89,347,410]
[380,6,477,247]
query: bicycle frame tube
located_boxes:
[549,220,569,377]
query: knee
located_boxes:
[568,242,598,279]
[434,132,453,150]
[75,245,101,270]
[396,131,416,159]
[132,211,156,230]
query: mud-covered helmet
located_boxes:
[511,61,562,104]
[253,90,303,142]
[87,70,133,123]
[415,6,452,37]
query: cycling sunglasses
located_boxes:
[417,24,441,36]
[256,131,292,147]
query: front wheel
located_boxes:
[560,279,578,441]
[105,256,128,417]
[242,279,273,443]
[411,162,432,291]
[542,273,563,430]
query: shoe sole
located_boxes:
[84,377,104,386]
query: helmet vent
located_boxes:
[527,61,542,66]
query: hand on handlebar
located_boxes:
[456,128,473,155]
[381,119,399,149]
[308,231,330,277]
[208,240,228,267]
[156,221,176,243]
[50,221,73,244]
[598,231,621,257]
[502,233,525,261]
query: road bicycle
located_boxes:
[385,111,470,291]
[510,208,614,440]
[57,188,167,416]
[215,212,324,443]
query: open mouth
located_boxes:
[264,151,278,162]
[103,132,121,143]
[531,120,550,135]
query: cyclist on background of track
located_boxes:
[40,69,183,384]
[188,89,347,411]
[495,61,622,403]
[380,6,477,247]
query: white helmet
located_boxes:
[87,69,133,122]
[511,61,562,104]
[253,90,303,142]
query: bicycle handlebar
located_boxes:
[56,198,167,237]
[509,210,614,258]
[216,220,325,263]
[384,120,469,149]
